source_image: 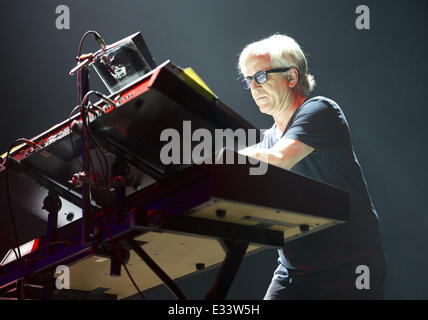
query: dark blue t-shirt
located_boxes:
[256,96,386,273]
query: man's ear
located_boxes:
[288,68,299,88]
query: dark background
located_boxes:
[0,0,427,299]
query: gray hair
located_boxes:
[238,34,316,96]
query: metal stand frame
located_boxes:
[205,240,249,300]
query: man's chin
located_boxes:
[258,104,272,115]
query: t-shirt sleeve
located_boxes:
[251,126,276,150]
[282,99,349,154]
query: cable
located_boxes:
[67,102,110,178]
[67,105,84,170]
[78,91,116,192]
[85,104,110,189]
[76,30,104,104]
[80,90,116,109]
[77,30,105,59]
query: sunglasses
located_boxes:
[240,67,292,89]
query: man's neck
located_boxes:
[273,94,307,134]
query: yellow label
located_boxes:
[182,67,217,101]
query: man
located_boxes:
[238,34,386,299]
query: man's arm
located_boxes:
[239,138,314,171]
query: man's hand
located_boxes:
[239,138,314,171]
